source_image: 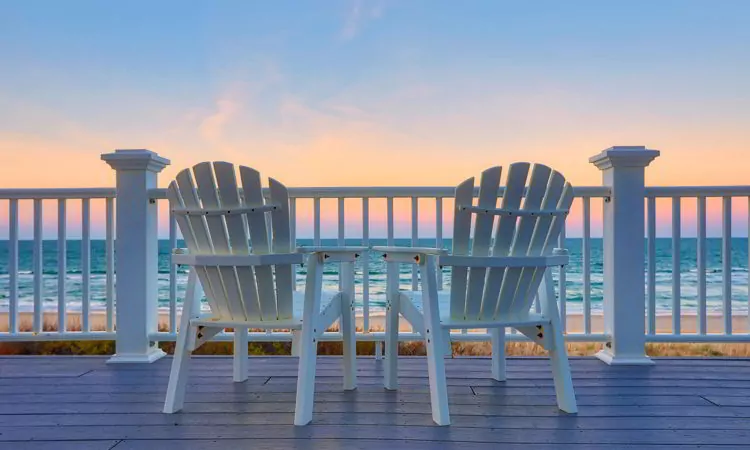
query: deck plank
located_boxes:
[110,440,750,450]
[0,392,714,406]
[2,412,750,429]
[1,424,749,445]
[0,442,119,450]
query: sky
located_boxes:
[0,0,749,238]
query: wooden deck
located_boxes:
[0,356,749,449]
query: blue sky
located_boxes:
[0,1,749,237]
[2,1,748,185]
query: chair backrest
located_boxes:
[449,163,573,322]
[167,162,294,322]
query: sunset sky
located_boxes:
[1,1,748,238]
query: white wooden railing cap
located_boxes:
[589,146,660,170]
[101,149,170,172]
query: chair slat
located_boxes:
[193,163,231,253]
[545,183,575,252]
[511,170,566,314]
[518,183,575,316]
[479,163,529,319]
[239,166,277,320]
[449,177,474,320]
[214,162,261,320]
[171,174,226,318]
[270,177,294,320]
[176,170,229,319]
[494,164,551,318]
[193,163,246,321]
[464,167,501,320]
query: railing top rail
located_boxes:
[645,186,750,197]
[0,188,116,199]
[3,185,749,201]
[149,186,612,200]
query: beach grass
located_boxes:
[1,318,749,357]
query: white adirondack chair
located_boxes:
[375,163,577,425]
[162,162,362,426]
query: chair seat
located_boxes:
[192,289,341,329]
[401,290,551,328]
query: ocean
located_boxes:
[0,238,748,315]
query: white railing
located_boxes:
[644,186,750,342]
[0,188,116,340]
[1,147,749,364]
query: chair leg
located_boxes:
[491,328,506,381]
[341,262,357,391]
[538,269,577,413]
[164,269,201,414]
[294,330,318,425]
[384,266,400,390]
[424,327,450,425]
[548,318,577,413]
[421,256,450,426]
[294,253,324,426]
[163,323,197,413]
[233,328,248,383]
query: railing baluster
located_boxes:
[313,197,321,247]
[105,197,115,332]
[290,198,297,291]
[411,197,418,291]
[697,196,707,335]
[722,196,732,334]
[33,199,43,333]
[362,197,370,332]
[672,197,681,335]
[436,197,443,291]
[338,197,345,291]
[169,210,177,333]
[387,197,394,245]
[647,196,656,335]
[81,199,91,332]
[57,200,67,333]
[8,199,19,334]
[582,197,591,335]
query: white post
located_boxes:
[590,146,659,365]
[102,149,170,363]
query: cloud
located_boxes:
[341,0,386,40]
[199,98,242,142]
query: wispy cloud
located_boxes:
[195,61,283,146]
[341,0,386,40]
[199,98,242,142]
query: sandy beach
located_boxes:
[2,311,747,335]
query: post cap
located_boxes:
[589,146,660,170]
[101,149,170,172]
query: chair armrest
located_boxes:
[172,252,304,267]
[372,246,448,264]
[372,246,447,255]
[296,246,368,263]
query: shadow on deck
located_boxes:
[0,356,749,449]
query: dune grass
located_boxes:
[1,318,749,357]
